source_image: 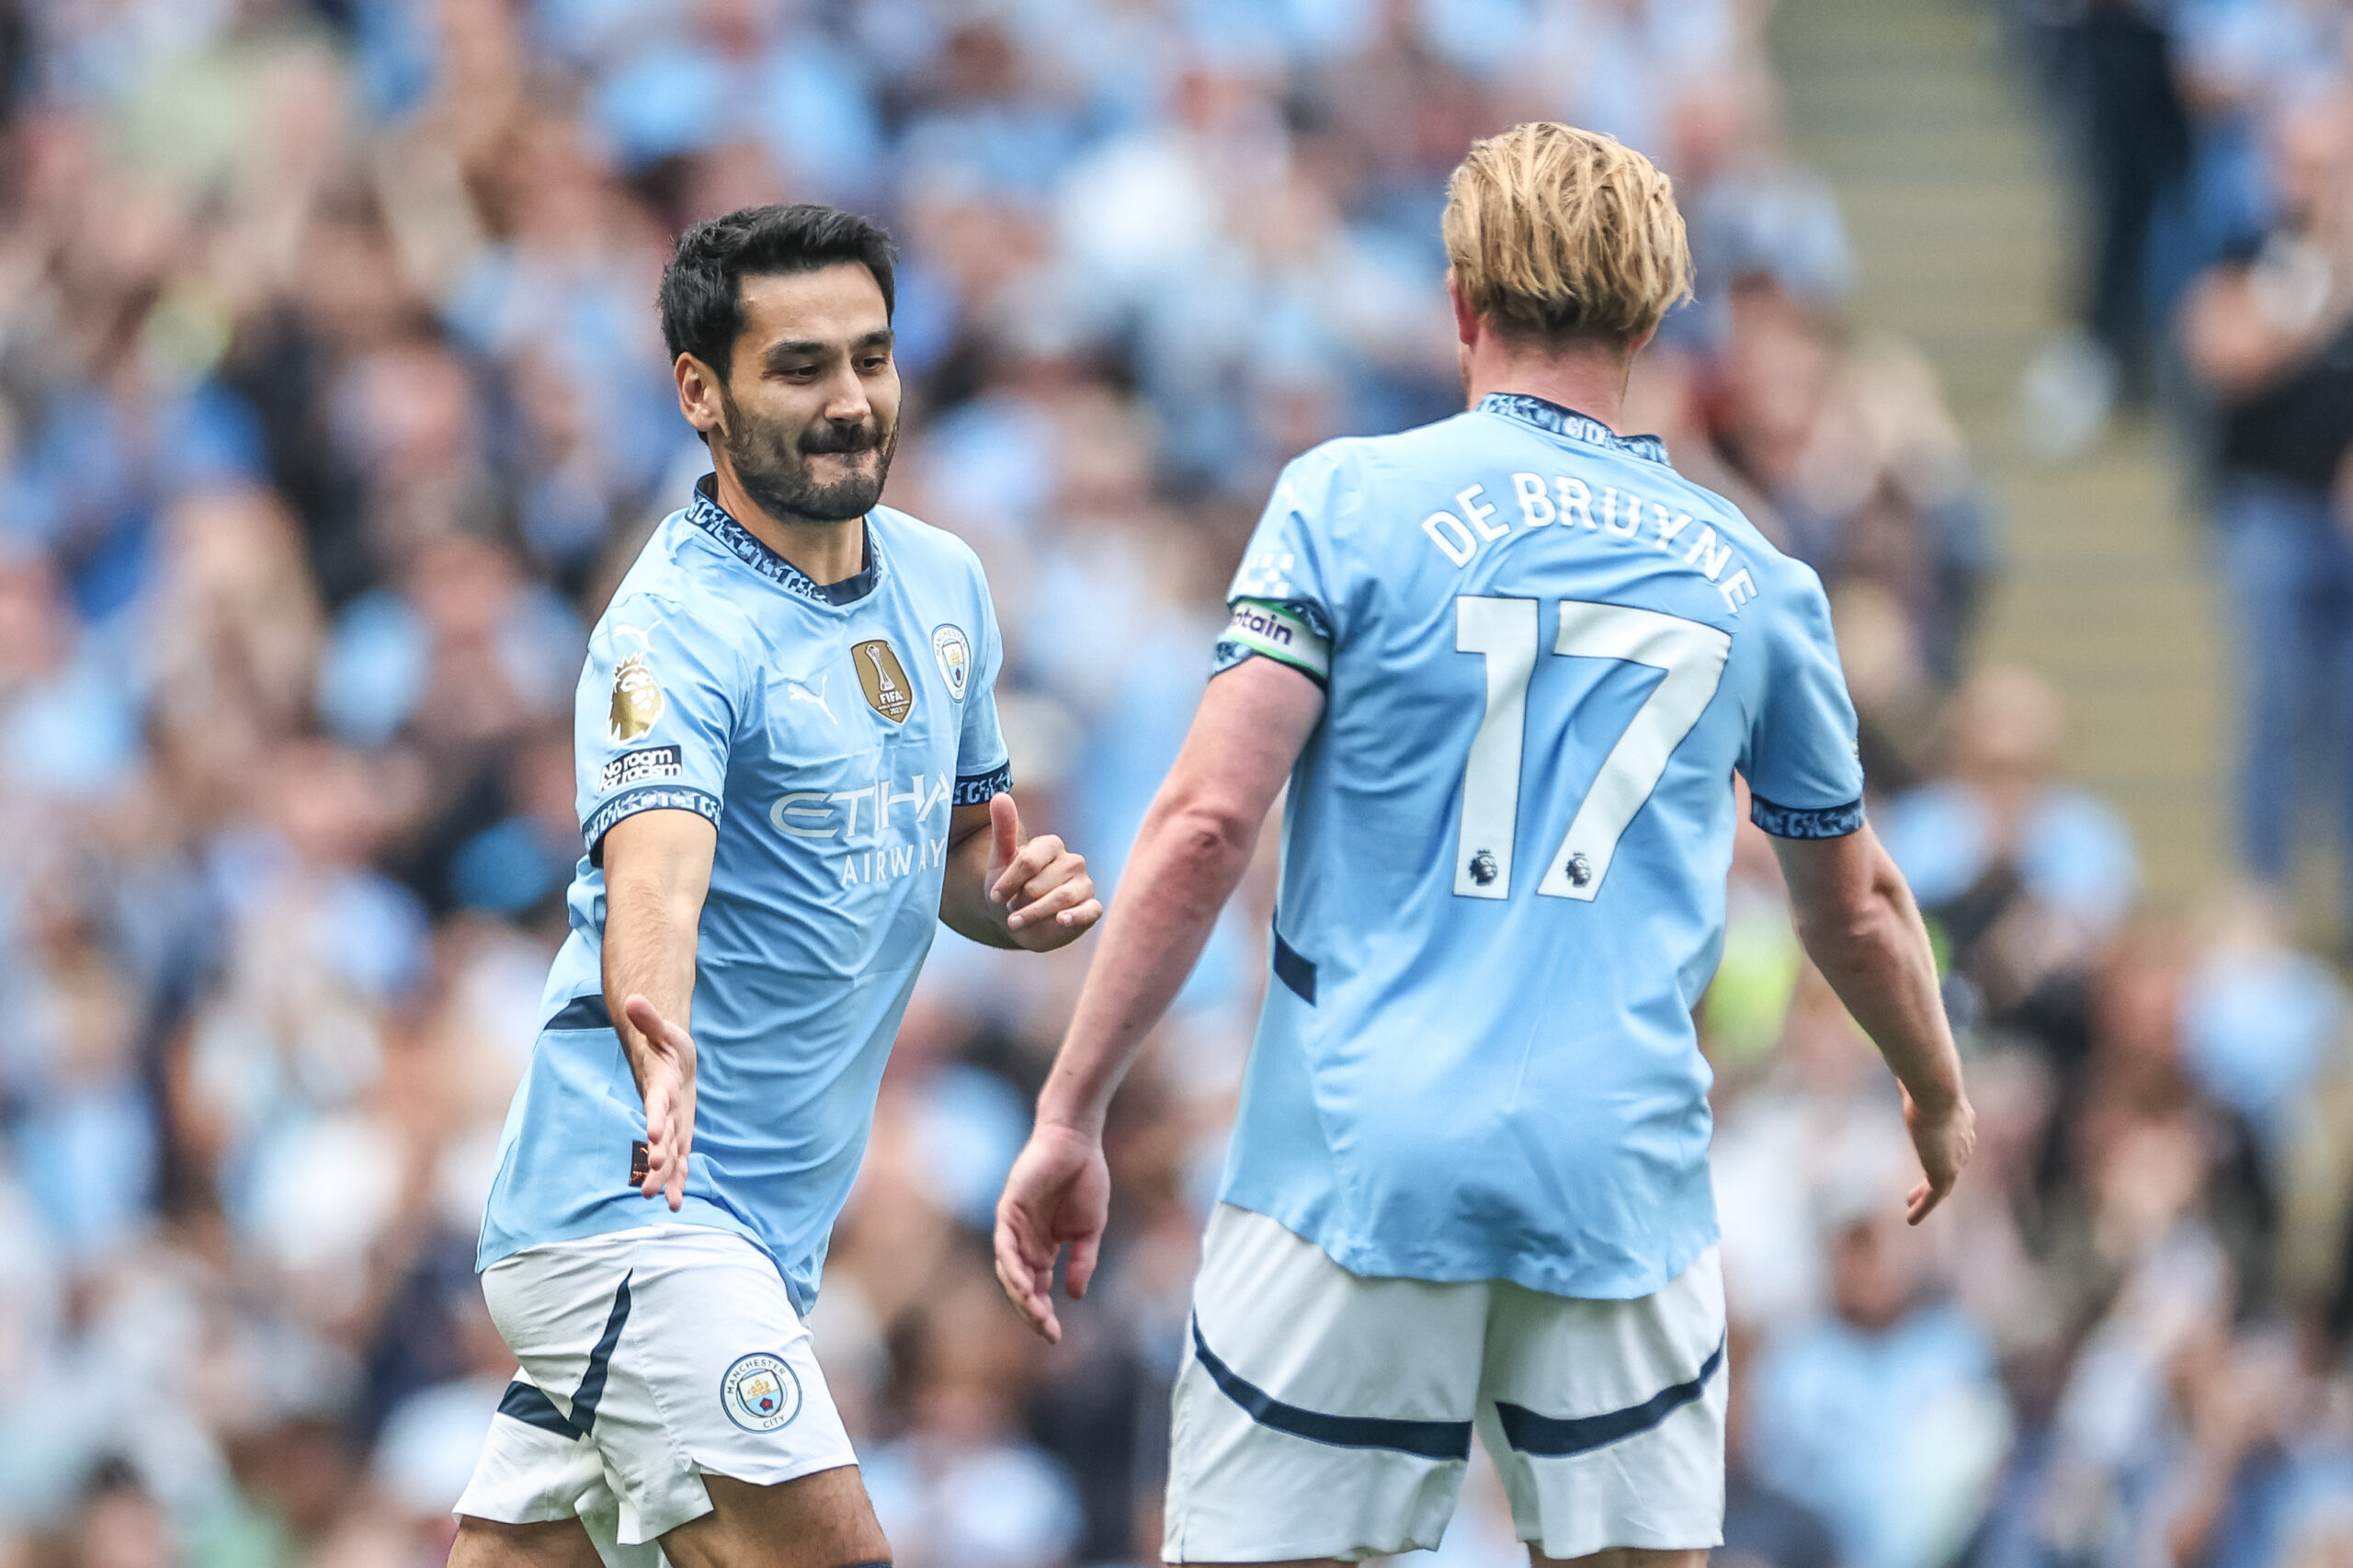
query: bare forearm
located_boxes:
[603,877,701,1091]
[1037,802,1259,1136]
[1796,864,1962,1110]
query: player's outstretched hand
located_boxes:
[987,792,1102,951]
[623,994,698,1212]
[993,1121,1110,1345]
[1902,1085,1975,1225]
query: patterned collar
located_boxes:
[686,475,880,607]
[1478,392,1671,467]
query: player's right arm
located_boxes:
[602,809,717,1212]
[1772,825,1973,1223]
[995,655,1325,1342]
[996,449,1349,1343]
[573,589,744,1213]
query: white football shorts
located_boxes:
[454,1224,857,1552]
[1165,1204,1727,1563]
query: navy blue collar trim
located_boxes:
[688,476,878,606]
[1478,393,1671,467]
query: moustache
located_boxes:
[799,420,887,456]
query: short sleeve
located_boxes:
[577,595,741,864]
[952,576,1011,806]
[1213,449,1347,684]
[1741,567,1867,838]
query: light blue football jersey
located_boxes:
[1211,392,1865,1301]
[477,478,1009,1312]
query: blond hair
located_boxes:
[1442,122,1694,347]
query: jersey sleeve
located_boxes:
[1213,449,1349,685]
[952,571,1012,806]
[1741,565,1867,838]
[577,594,742,864]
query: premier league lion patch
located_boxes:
[721,1351,802,1432]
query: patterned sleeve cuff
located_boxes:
[951,763,1012,807]
[1749,791,1866,839]
[585,785,723,864]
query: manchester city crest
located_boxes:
[932,624,971,702]
[720,1351,802,1433]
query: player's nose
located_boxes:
[817,361,871,425]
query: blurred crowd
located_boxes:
[0,2,2347,1567]
[2018,0,2353,934]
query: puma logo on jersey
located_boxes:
[783,675,835,722]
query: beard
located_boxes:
[716,388,898,524]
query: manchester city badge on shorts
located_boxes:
[931,624,971,701]
[720,1351,802,1432]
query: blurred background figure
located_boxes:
[2181,95,2353,934]
[0,0,2340,1565]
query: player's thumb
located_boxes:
[1065,1229,1102,1301]
[989,791,1020,871]
[623,993,667,1040]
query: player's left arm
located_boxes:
[994,654,1325,1341]
[1746,557,1972,1223]
[938,791,1101,951]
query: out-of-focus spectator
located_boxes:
[1877,667,2140,1032]
[1715,279,1993,688]
[1745,1196,2014,1568]
[2018,0,2196,454]
[2183,95,2353,933]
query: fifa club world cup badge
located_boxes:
[852,638,915,724]
[932,624,971,701]
[721,1351,802,1432]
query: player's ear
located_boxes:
[675,352,726,438]
[1447,267,1479,349]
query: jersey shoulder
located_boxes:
[597,514,763,655]
[1254,423,1492,570]
[1637,464,1824,601]
[870,503,989,593]
[1276,418,1473,502]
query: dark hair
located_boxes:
[658,203,897,381]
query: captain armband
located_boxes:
[1218,598,1332,685]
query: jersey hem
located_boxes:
[1211,1192,1720,1302]
[476,1204,814,1315]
